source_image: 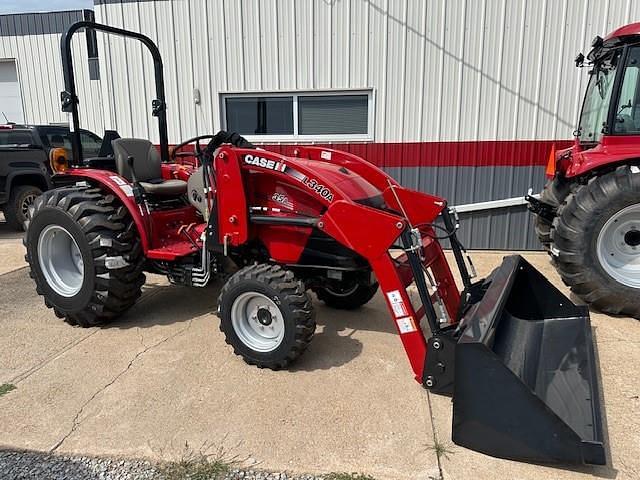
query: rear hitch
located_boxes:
[525,194,556,223]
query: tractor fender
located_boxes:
[564,135,640,177]
[62,168,151,252]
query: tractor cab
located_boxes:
[577,24,640,144]
[554,23,640,178]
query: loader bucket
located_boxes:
[452,255,605,465]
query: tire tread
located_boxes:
[25,186,145,327]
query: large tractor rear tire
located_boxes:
[534,178,572,251]
[217,264,315,369]
[551,165,640,318]
[24,186,145,327]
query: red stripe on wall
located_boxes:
[264,140,573,168]
[167,139,573,168]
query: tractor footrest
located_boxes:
[147,241,200,260]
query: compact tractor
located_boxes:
[25,22,606,466]
[531,23,640,319]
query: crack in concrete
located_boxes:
[0,265,27,277]
[6,283,168,387]
[9,330,100,385]
[49,320,194,453]
[425,391,444,480]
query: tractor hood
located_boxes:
[291,157,384,202]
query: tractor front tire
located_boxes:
[24,186,145,327]
[534,177,571,251]
[551,165,640,318]
[314,282,379,310]
[217,264,315,369]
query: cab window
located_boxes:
[613,47,640,134]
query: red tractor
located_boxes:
[26,21,606,466]
[531,23,640,319]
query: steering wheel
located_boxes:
[171,131,256,165]
[170,134,216,164]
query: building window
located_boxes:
[225,96,294,135]
[298,95,368,135]
[221,90,373,141]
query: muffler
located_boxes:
[424,255,605,465]
[454,255,605,464]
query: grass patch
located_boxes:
[325,473,376,480]
[0,384,16,397]
[159,441,241,480]
[427,438,455,461]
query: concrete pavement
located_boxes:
[0,215,638,479]
[0,214,25,275]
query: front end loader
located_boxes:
[25,20,605,466]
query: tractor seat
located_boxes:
[112,138,187,196]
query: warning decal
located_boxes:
[109,175,127,186]
[386,290,409,318]
[120,184,134,197]
[396,317,417,334]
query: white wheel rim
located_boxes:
[596,203,640,288]
[230,292,285,352]
[37,225,85,297]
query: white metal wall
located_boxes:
[93,0,640,144]
[0,28,103,131]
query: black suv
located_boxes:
[0,124,102,230]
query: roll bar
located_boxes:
[60,21,170,166]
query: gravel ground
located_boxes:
[0,450,331,480]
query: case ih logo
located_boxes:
[244,154,287,172]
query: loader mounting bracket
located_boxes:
[422,331,457,396]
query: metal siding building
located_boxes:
[2,1,640,249]
[0,10,104,133]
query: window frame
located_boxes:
[220,88,375,143]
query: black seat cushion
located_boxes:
[139,179,187,196]
[112,138,186,196]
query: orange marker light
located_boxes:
[545,143,556,178]
[49,147,70,173]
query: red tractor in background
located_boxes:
[530,23,640,319]
[25,21,606,466]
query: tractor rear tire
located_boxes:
[217,264,315,369]
[534,178,572,251]
[24,186,145,327]
[315,282,379,310]
[551,165,640,318]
